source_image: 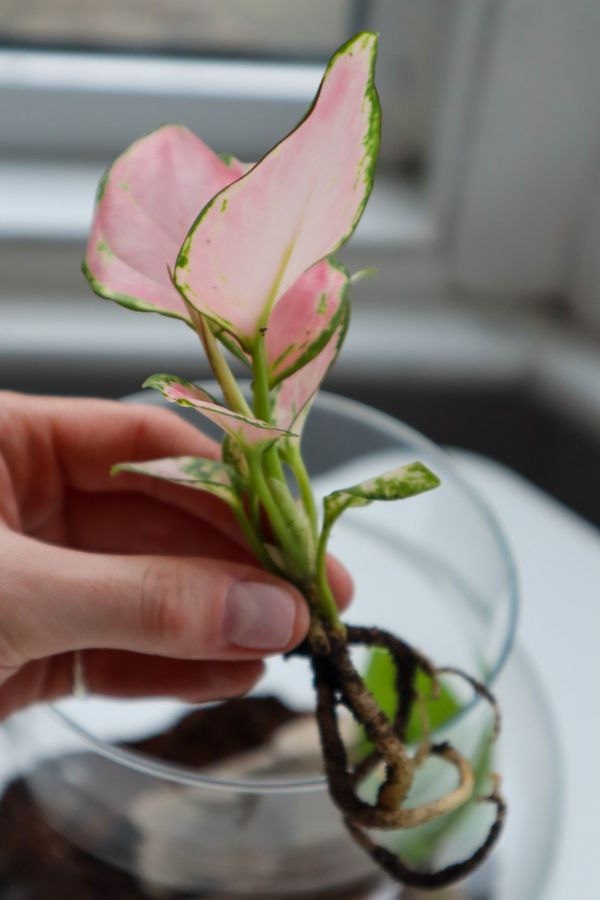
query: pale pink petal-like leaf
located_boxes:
[220,154,254,178]
[273,304,349,433]
[266,258,349,385]
[111,456,240,506]
[144,374,295,445]
[175,32,380,345]
[83,125,242,321]
[210,258,349,373]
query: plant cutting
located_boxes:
[82,32,504,890]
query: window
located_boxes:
[2,1,360,59]
[1,0,598,392]
[0,1,451,168]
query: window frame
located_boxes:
[1,0,598,315]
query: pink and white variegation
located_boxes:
[273,306,349,433]
[83,125,250,324]
[82,126,352,383]
[212,257,349,379]
[81,36,492,886]
[143,375,295,446]
[174,32,380,346]
[266,258,349,386]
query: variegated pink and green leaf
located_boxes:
[111,456,240,506]
[266,258,349,386]
[143,374,296,445]
[174,32,380,346]
[209,257,350,374]
[273,302,349,433]
[219,153,254,178]
[83,125,248,324]
[323,462,441,531]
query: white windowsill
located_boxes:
[0,161,435,250]
[3,294,600,438]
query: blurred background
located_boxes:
[1,0,599,524]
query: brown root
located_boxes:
[306,619,505,890]
[344,783,506,890]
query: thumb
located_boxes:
[0,532,310,667]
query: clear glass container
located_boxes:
[4,391,519,897]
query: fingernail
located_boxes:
[224,582,297,650]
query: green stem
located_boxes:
[249,331,339,625]
[189,306,252,416]
[287,442,318,538]
[314,520,343,627]
[247,451,307,576]
[232,502,275,572]
[251,331,289,487]
[251,331,272,422]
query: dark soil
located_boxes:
[0,696,355,900]
[131,695,300,768]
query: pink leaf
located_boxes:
[266,258,349,385]
[111,456,239,506]
[273,305,349,433]
[175,33,380,345]
[220,154,254,178]
[83,125,242,321]
[144,374,295,445]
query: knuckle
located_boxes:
[0,556,30,674]
[138,562,198,654]
[0,629,25,679]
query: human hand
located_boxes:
[0,392,352,719]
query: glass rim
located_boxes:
[48,388,519,795]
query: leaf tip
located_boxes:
[142,374,166,391]
[406,462,442,493]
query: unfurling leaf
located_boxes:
[273,302,349,433]
[143,374,296,445]
[266,258,349,386]
[207,258,349,373]
[111,456,239,506]
[323,462,441,530]
[174,32,380,345]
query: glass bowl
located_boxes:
[4,390,518,897]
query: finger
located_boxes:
[0,393,231,537]
[1,532,310,666]
[66,490,353,608]
[0,653,264,719]
[65,489,256,562]
[34,394,219,492]
[64,489,352,612]
[2,394,355,606]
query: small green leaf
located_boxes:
[355,648,462,761]
[323,461,441,531]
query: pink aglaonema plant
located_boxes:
[83,33,503,889]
